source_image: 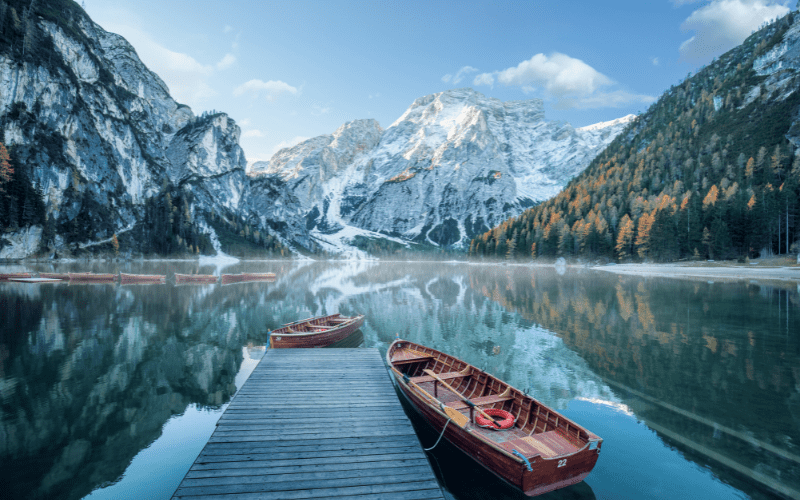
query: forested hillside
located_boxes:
[471,12,800,262]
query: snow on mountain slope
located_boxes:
[253,88,633,251]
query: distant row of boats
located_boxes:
[0,272,276,285]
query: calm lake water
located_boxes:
[0,260,798,500]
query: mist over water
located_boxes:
[0,261,797,499]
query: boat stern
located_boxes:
[519,439,602,496]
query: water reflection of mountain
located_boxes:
[272,261,620,408]
[0,279,269,500]
[467,265,800,498]
[4,261,797,499]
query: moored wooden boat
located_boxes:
[0,272,32,281]
[120,273,166,284]
[68,272,116,282]
[174,273,218,284]
[387,339,602,497]
[38,273,69,280]
[220,272,276,285]
[269,313,365,348]
[9,277,63,283]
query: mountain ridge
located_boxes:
[253,88,634,253]
[470,11,800,262]
[0,1,631,259]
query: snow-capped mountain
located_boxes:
[253,88,634,250]
[0,3,630,259]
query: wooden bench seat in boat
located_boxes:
[410,368,470,384]
[449,393,514,411]
[498,430,581,458]
[391,349,434,365]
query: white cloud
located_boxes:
[311,105,332,116]
[242,129,264,138]
[496,53,613,97]
[233,79,298,101]
[271,136,311,155]
[443,66,479,85]
[223,25,233,33]
[216,53,236,70]
[679,0,790,63]
[92,20,223,109]
[473,73,495,87]
[652,56,660,66]
[452,66,478,84]
[238,118,252,127]
[473,52,655,109]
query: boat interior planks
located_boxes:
[268,314,365,348]
[387,339,602,497]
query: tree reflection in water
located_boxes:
[465,264,800,499]
[0,261,797,499]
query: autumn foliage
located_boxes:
[470,12,800,262]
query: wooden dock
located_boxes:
[171,348,445,500]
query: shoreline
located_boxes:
[591,260,800,283]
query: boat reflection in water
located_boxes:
[325,329,365,349]
[2,260,797,500]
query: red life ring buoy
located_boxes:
[475,408,515,430]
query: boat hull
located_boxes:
[174,273,218,284]
[269,314,365,348]
[67,273,116,282]
[120,273,166,284]
[38,273,69,280]
[387,340,601,497]
[0,273,32,281]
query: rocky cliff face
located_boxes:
[0,2,262,258]
[254,89,634,250]
[0,2,630,258]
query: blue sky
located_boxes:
[84,0,794,163]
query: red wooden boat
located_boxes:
[0,272,32,281]
[174,273,218,284]
[220,272,276,285]
[68,272,116,282]
[269,314,365,348]
[38,273,69,280]
[387,339,602,497]
[120,273,166,284]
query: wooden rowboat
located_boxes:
[38,273,69,280]
[174,273,218,284]
[68,272,116,282]
[269,314,365,348]
[387,339,602,497]
[120,273,166,284]
[220,272,276,285]
[0,272,32,281]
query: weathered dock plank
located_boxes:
[171,348,445,500]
